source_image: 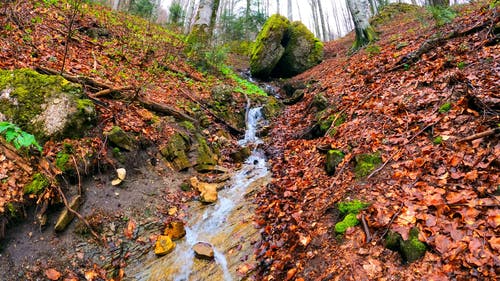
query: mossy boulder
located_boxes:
[160,132,191,171]
[0,69,96,143]
[325,149,344,175]
[194,134,218,172]
[385,228,427,263]
[210,85,245,129]
[250,14,290,78]
[273,21,323,77]
[250,15,323,79]
[105,126,137,151]
[311,93,329,111]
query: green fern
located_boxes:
[0,122,42,151]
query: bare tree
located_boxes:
[287,0,292,20]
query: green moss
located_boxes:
[400,227,427,262]
[439,102,452,113]
[334,213,359,234]
[55,152,70,171]
[318,113,345,136]
[325,149,344,175]
[371,3,421,26]
[6,202,16,217]
[195,134,218,172]
[250,14,290,77]
[180,182,190,191]
[24,173,49,195]
[433,136,443,145]
[385,231,402,251]
[354,153,382,178]
[262,96,282,119]
[180,121,196,132]
[338,200,370,215]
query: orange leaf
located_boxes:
[124,219,136,239]
[45,268,61,280]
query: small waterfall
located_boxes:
[133,108,269,281]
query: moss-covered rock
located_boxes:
[354,152,382,178]
[250,15,323,79]
[194,134,218,172]
[385,228,427,263]
[105,126,137,151]
[160,132,191,171]
[210,85,245,130]
[338,200,370,215]
[311,93,329,111]
[250,14,290,78]
[325,149,344,175]
[0,69,96,142]
[230,146,251,163]
[23,173,49,195]
[273,21,323,77]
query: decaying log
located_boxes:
[36,66,113,90]
[91,86,134,97]
[138,96,198,123]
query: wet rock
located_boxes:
[0,69,96,142]
[230,146,251,163]
[105,126,137,151]
[190,177,219,203]
[193,242,214,260]
[325,149,344,176]
[160,132,191,171]
[164,221,186,240]
[154,235,176,256]
[54,195,81,232]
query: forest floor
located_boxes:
[255,1,499,280]
[0,0,499,281]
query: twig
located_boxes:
[71,155,82,196]
[361,214,372,243]
[54,184,100,241]
[90,86,134,98]
[457,127,500,143]
[378,203,404,243]
[368,116,443,179]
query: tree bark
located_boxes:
[346,0,377,50]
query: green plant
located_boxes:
[457,61,467,69]
[433,136,443,145]
[24,173,49,195]
[129,0,156,19]
[168,1,184,26]
[365,44,381,57]
[334,199,370,234]
[0,122,42,151]
[439,102,452,113]
[427,6,456,26]
[354,153,382,178]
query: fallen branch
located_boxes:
[368,116,443,179]
[457,127,500,143]
[391,12,500,71]
[0,137,33,174]
[361,214,372,243]
[90,86,134,98]
[178,88,244,135]
[138,96,197,123]
[36,66,113,90]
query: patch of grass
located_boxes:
[220,66,267,96]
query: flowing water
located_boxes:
[130,107,270,281]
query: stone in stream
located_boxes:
[154,235,176,256]
[163,221,186,240]
[190,177,220,203]
[54,195,81,232]
[192,242,214,260]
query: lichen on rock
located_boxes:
[0,69,96,143]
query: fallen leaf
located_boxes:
[124,219,136,239]
[45,268,61,280]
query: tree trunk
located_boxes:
[287,0,293,20]
[346,0,377,50]
[316,0,328,41]
[189,0,220,43]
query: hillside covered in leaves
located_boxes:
[255,2,499,280]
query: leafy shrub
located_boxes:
[168,1,184,26]
[0,122,42,151]
[129,0,156,19]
